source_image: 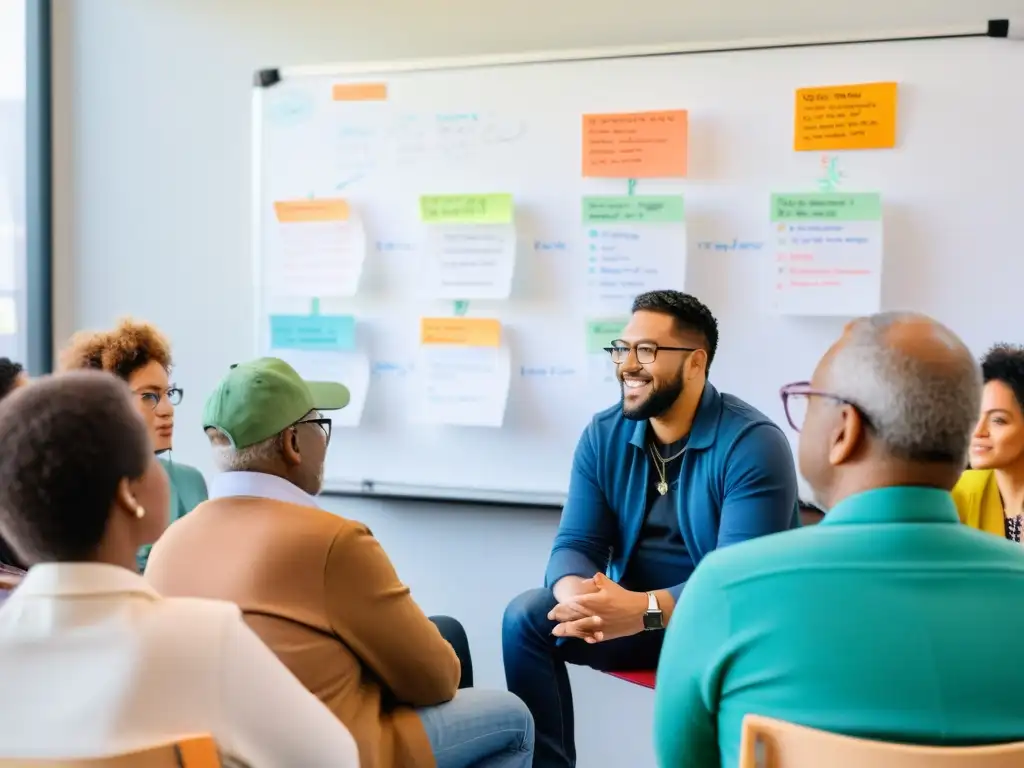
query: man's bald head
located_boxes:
[800,312,981,507]
[819,312,980,463]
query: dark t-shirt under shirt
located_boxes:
[622,436,695,592]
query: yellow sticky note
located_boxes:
[420,194,513,225]
[794,82,897,151]
[421,317,501,347]
[331,82,388,102]
[273,199,350,223]
[0,298,15,335]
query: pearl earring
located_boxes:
[135,505,146,520]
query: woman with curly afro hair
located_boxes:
[954,343,1024,542]
[60,319,207,571]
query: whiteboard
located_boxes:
[253,32,1023,505]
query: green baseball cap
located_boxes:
[203,357,350,449]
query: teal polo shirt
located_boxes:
[654,486,1024,768]
[137,459,208,573]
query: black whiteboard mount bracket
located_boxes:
[988,19,1010,37]
[993,19,1024,39]
[254,68,282,88]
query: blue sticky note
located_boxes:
[269,314,356,352]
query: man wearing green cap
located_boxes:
[146,358,534,768]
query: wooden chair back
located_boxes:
[740,715,1024,768]
[0,736,224,768]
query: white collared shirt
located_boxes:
[0,563,358,766]
[209,471,319,508]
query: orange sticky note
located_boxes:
[794,82,897,151]
[582,110,688,178]
[331,82,388,102]
[421,318,501,347]
[273,199,350,223]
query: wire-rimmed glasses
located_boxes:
[779,380,872,432]
[137,388,183,410]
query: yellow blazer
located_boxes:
[952,469,1005,537]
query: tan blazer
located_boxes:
[145,473,460,768]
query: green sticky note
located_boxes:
[582,196,684,224]
[586,318,629,354]
[771,192,881,222]
[420,193,514,224]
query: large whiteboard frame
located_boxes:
[251,19,1013,507]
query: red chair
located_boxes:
[605,670,656,689]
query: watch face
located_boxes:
[643,611,664,630]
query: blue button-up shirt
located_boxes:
[544,382,799,602]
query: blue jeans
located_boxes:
[419,616,533,767]
[418,689,534,768]
[502,587,664,768]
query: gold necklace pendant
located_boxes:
[657,480,669,496]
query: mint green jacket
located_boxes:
[137,459,208,573]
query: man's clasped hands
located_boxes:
[547,572,651,644]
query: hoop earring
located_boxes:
[135,505,146,520]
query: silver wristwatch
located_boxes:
[642,591,664,631]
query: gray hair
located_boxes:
[208,429,282,472]
[826,311,981,464]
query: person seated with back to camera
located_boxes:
[59,319,208,572]
[653,312,1024,768]
[952,343,1024,541]
[145,357,534,768]
[502,290,800,768]
[0,357,29,577]
[0,371,359,765]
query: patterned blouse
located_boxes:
[1006,515,1023,543]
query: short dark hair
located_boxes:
[0,371,150,563]
[981,344,1024,411]
[0,358,23,400]
[631,290,719,370]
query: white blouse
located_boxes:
[0,562,358,766]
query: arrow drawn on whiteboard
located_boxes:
[817,155,844,192]
[335,174,365,191]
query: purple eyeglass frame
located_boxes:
[779,380,872,432]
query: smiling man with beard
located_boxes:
[502,290,799,768]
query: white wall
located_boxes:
[52,1,1022,765]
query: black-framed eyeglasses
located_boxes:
[603,340,698,365]
[779,380,873,433]
[295,417,332,445]
[136,388,183,410]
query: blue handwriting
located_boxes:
[376,241,415,253]
[534,240,568,252]
[372,361,413,377]
[696,239,766,252]
[520,366,577,377]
